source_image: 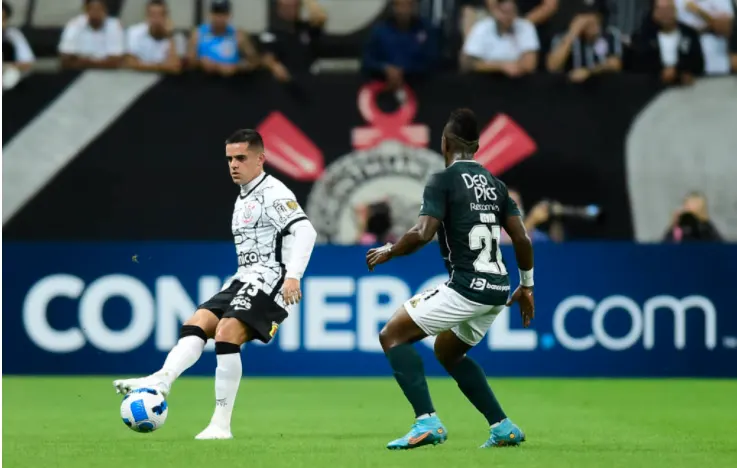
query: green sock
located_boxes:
[385,344,435,417]
[448,356,506,425]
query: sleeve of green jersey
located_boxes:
[418,173,447,221]
[505,191,522,217]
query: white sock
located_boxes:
[211,352,242,430]
[155,336,206,385]
[417,412,436,420]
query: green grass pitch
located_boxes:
[3,377,736,468]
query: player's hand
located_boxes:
[366,243,393,272]
[507,286,535,328]
[281,278,302,305]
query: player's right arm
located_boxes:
[503,197,535,328]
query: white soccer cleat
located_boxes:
[113,374,171,399]
[194,424,233,440]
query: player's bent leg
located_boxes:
[195,317,252,440]
[380,305,447,450]
[113,308,220,398]
[436,322,525,448]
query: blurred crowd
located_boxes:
[3,0,736,88]
[3,0,731,245]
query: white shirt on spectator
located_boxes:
[463,17,540,62]
[126,23,186,64]
[58,14,124,59]
[674,0,734,74]
[3,27,35,63]
[658,30,681,66]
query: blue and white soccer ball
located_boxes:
[120,388,168,433]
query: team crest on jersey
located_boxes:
[306,141,445,243]
[235,201,260,227]
[273,198,301,222]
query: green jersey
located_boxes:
[419,160,521,305]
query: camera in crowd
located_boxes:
[545,200,602,222]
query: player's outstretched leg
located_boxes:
[195,317,248,440]
[113,309,219,398]
[379,307,447,450]
[434,331,525,448]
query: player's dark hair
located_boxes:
[84,0,107,8]
[445,108,480,159]
[225,129,265,151]
[2,1,12,18]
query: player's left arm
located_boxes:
[264,192,316,304]
[282,218,317,304]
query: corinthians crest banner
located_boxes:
[4,72,664,242]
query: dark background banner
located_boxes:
[3,72,662,241]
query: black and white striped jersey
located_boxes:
[225,172,309,304]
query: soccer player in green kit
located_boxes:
[366,108,535,450]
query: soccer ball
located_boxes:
[120,388,168,433]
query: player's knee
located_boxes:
[214,318,247,345]
[179,324,208,343]
[184,309,219,338]
[379,324,399,352]
[433,333,465,370]
[433,343,457,370]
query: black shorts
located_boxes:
[198,280,288,343]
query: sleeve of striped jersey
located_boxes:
[605,28,624,58]
[264,186,309,232]
[418,173,447,221]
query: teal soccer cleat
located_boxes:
[387,415,448,450]
[481,418,526,448]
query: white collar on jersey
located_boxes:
[449,158,481,166]
[239,171,267,196]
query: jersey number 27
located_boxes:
[469,216,507,275]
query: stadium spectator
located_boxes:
[663,191,723,242]
[354,202,398,245]
[606,0,652,44]
[460,1,558,36]
[187,0,259,77]
[259,0,327,82]
[124,0,184,74]
[546,1,624,82]
[460,0,540,77]
[630,0,704,84]
[674,0,734,75]
[362,0,438,91]
[461,0,557,63]
[500,189,561,243]
[58,0,124,70]
[2,1,34,90]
